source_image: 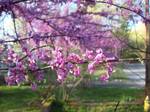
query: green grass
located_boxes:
[0,86,144,112]
[71,87,143,102]
[68,87,144,112]
[66,104,143,112]
[0,86,40,112]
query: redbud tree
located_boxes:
[0,0,148,89]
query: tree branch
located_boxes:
[96,1,147,21]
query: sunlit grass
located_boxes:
[0,86,144,112]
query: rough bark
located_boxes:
[145,22,150,96]
[145,1,150,111]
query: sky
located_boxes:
[0,12,15,40]
[131,21,146,39]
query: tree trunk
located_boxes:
[145,22,150,95]
[145,22,150,112]
[145,1,150,112]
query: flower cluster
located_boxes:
[85,48,114,82]
[86,49,104,73]
[49,48,82,82]
[6,42,115,85]
[8,63,26,85]
[6,48,45,86]
[6,49,26,85]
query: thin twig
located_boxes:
[114,101,120,112]
[11,10,19,41]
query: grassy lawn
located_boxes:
[0,86,144,112]
[71,87,143,102]
[68,87,144,112]
[0,86,40,112]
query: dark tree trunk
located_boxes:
[145,0,150,93]
[145,22,150,97]
[145,1,150,111]
[145,23,150,112]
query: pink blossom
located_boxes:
[94,53,103,62]
[73,66,80,77]
[56,69,68,82]
[67,53,82,63]
[31,83,37,91]
[96,48,103,54]
[100,74,109,82]
[107,0,113,4]
[88,62,96,74]
[84,50,94,60]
